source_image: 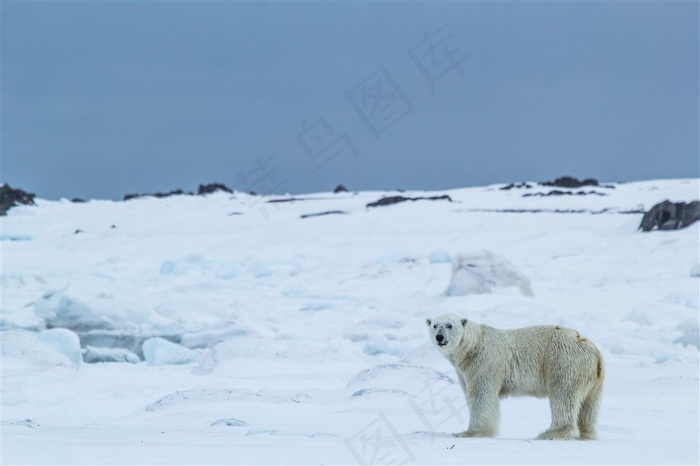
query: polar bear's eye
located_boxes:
[447,324,453,329]
[433,324,437,329]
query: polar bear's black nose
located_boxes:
[436,335,444,343]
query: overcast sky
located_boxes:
[3,1,698,200]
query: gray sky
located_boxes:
[3,1,698,200]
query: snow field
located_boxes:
[1,179,698,464]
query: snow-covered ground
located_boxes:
[1,179,698,465]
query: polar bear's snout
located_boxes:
[435,333,447,346]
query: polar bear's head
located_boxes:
[426,313,468,353]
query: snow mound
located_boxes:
[145,388,256,411]
[361,332,415,357]
[180,325,252,349]
[145,388,300,412]
[142,337,198,366]
[343,318,416,357]
[1,419,39,431]
[350,387,411,399]
[1,331,77,369]
[0,232,33,241]
[445,250,534,297]
[34,287,174,332]
[674,320,699,349]
[210,418,249,427]
[347,363,456,393]
[38,328,82,366]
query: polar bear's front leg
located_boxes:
[457,374,469,406]
[453,380,500,438]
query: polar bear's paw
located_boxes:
[578,430,598,440]
[535,427,578,440]
[452,429,494,438]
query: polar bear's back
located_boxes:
[487,324,603,398]
[504,324,599,355]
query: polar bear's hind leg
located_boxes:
[536,389,582,440]
[577,380,603,440]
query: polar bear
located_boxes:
[426,314,604,440]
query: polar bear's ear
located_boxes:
[461,318,468,327]
[426,319,432,327]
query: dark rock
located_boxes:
[333,184,349,193]
[71,198,87,203]
[523,190,607,197]
[367,195,410,207]
[74,229,84,235]
[539,176,599,188]
[151,189,190,198]
[366,195,452,208]
[197,183,233,195]
[620,208,647,215]
[639,200,700,232]
[0,184,36,216]
[123,189,192,201]
[301,210,347,219]
[461,207,645,215]
[267,197,318,203]
[500,182,532,190]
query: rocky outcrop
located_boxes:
[639,200,700,231]
[124,189,192,201]
[539,176,600,188]
[197,183,233,195]
[523,190,607,197]
[500,182,533,190]
[0,184,36,216]
[300,210,347,219]
[366,195,452,208]
[124,183,235,200]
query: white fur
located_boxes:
[427,313,604,440]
